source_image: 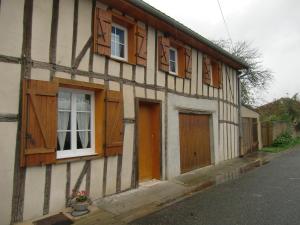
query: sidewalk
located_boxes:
[73,151,272,225]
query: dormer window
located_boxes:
[169,47,178,75]
[111,23,128,60]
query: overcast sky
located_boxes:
[143,0,300,105]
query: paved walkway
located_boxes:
[73,151,272,225]
[130,147,300,225]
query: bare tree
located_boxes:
[214,40,273,106]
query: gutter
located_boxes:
[128,0,249,69]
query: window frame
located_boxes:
[169,47,178,75]
[56,87,96,159]
[111,23,128,61]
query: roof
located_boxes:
[128,0,249,69]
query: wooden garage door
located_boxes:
[179,113,211,173]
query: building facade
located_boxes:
[0,0,247,224]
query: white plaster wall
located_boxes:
[191,49,197,95]
[120,123,134,191]
[135,66,145,84]
[167,93,219,179]
[146,26,155,85]
[109,81,120,91]
[123,64,133,80]
[0,0,24,57]
[105,156,118,195]
[57,0,74,67]
[0,63,21,114]
[146,89,155,99]
[90,158,104,200]
[184,80,190,94]
[197,52,203,95]
[23,167,46,220]
[49,164,67,214]
[135,86,145,98]
[167,75,175,90]
[176,77,183,93]
[156,91,166,179]
[0,122,17,225]
[156,70,165,87]
[108,60,121,77]
[70,161,86,193]
[93,55,106,74]
[123,85,135,118]
[31,68,51,81]
[77,0,92,71]
[31,0,52,62]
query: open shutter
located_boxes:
[158,36,170,72]
[185,47,192,78]
[218,63,223,88]
[94,7,112,56]
[202,55,211,85]
[105,90,124,156]
[136,26,147,66]
[21,79,58,167]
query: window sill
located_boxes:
[55,153,104,164]
[167,72,191,80]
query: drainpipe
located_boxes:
[237,69,249,157]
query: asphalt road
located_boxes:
[130,148,300,225]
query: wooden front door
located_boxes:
[179,113,211,173]
[138,102,160,182]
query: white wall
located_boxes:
[167,93,219,179]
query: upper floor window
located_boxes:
[169,47,178,75]
[57,88,95,159]
[111,23,128,60]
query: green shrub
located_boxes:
[272,131,293,147]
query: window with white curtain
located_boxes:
[111,23,128,60]
[56,88,95,159]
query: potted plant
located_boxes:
[70,190,91,216]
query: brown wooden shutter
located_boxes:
[202,55,211,85]
[105,90,124,156]
[158,36,170,72]
[21,79,58,167]
[94,7,112,57]
[185,47,192,78]
[136,26,147,66]
[218,63,223,88]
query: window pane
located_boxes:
[115,27,125,44]
[58,111,71,130]
[58,91,71,110]
[57,131,71,151]
[118,43,124,58]
[76,112,91,130]
[77,131,91,149]
[169,49,175,61]
[76,94,91,111]
[170,61,176,73]
[111,40,116,56]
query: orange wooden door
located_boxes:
[179,113,211,173]
[138,102,160,182]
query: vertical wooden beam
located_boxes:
[89,0,96,74]
[71,0,79,69]
[43,165,52,215]
[49,0,59,79]
[86,160,91,195]
[65,162,71,206]
[11,0,33,223]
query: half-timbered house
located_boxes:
[0,0,248,223]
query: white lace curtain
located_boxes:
[77,112,90,148]
[58,112,70,150]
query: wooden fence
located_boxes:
[241,117,259,155]
[261,121,289,147]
